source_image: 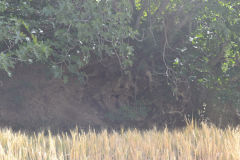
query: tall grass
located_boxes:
[0,122,239,160]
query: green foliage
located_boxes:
[174,0,240,108]
[129,0,240,116]
[1,0,240,118]
[0,0,135,80]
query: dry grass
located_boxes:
[0,122,239,160]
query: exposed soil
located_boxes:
[0,63,164,131]
[0,63,239,132]
[0,65,95,130]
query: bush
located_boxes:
[0,0,135,80]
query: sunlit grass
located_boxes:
[0,122,239,160]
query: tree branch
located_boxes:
[152,0,170,23]
[129,0,137,13]
[135,0,148,30]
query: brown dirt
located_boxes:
[0,63,163,131]
[0,63,238,132]
[0,64,109,131]
[0,61,185,132]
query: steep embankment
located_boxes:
[0,63,239,131]
[0,62,180,131]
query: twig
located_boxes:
[135,0,148,30]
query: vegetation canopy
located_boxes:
[0,0,240,125]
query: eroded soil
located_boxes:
[0,63,238,132]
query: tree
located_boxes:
[1,0,240,123]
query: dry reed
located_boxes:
[0,122,239,160]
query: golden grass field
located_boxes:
[0,122,239,160]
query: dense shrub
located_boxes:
[0,0,135,80]
[1,0,240,121]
